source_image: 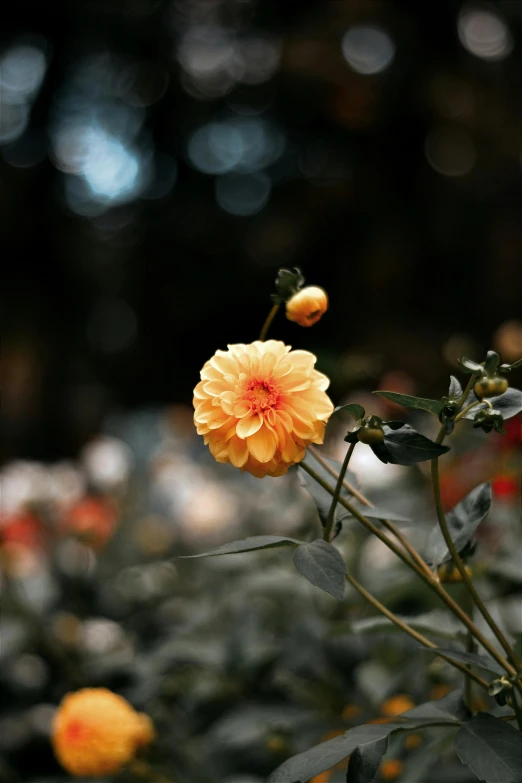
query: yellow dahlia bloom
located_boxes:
[193,340,333,477]
[285,286,328,327]
[52,688,154,777]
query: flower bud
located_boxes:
[285,286,328,327]
[437,563,472,583]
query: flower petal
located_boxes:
[236,412,263,439]
[247,426,277,463]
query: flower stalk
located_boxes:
[323,442,355,542]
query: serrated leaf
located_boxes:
[463,388,522,421]
[449,376,463,399]
[267,719,459,782]
[454,713,522,783]
[373,391,442,416]
[425,483,492,567]
[422,647,504,677]
[334,403,366,421]
[179,536,303,558]
[292,539,347,600]
[298,460,359,528]
[346,736,388,783]
[371,424,450,466]
[341,611,464,642]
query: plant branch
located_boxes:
[345,573,489,691]
[324,443,355,542]
[300,460,517,678]
[259,304,280,341]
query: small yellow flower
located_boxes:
[52,688,154,777]
[193,340,333,477]
[285,286,328,327]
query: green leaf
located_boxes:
[334,403,366,421]
[489,548,522,584]
[342,504,413,524]
[340,610,464,642]
[345,736,388,783]
[298,460,359,528]
[371,424,450,466]
[402,689,470,722]
[422,647,504,677]
[501,358,522,372]
[292,539,347,600]
[274,267,305,300]
[425,483,492,567]
[463,388,522,421]
[373,391,442,416]
[267,719,459,782]
[458,357,483,373]
[179,536,303,558]
[454,713,522,783]
[449,376,463,399]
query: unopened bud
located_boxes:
[285,286,328,327]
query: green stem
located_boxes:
[464,591,474,710]
[300,460,517,678]
[345,573,488,691]
[431,456,520,678]
[259,304,280,341]
[309,444,369,506]
[324,443,355,542]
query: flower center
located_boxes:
[244,378,279,411]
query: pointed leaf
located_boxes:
[341,611,464,642]
[292,539,347,600]
[342,504,413,524]
[462,388,522,421]
[346,736,388,783]
[372,424,450,466]
[458,357,483,373]
[373,391,442,417]
[403,689,470,722]
[422,647,504,677]
[449,376,463,399]
[334,403,366,421]
[268,720,459,782]
[455,713,522,783]
[425,483,492,567]
[180,536,303,558]
[501,358,522,372]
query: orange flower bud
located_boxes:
[52,688,154,777]
[285,286,328,327]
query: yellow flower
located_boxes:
[381,694,415,717]
[285,286,328,327]
[52,688,154,777]
[193,340,333,477]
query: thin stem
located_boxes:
[464,592,474,710]
[431,456,520,676]
[309,445,435,578]
[259,304,280,341]
[324,443,355,542]
[300,460,517,677]
[455,401,481,422]
[345,573,488,691]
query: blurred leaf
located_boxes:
[298,460,359,527]
[454,713,522,783]
[342,504,413,524]
[180,536,303,558]
[373,391,442,417]
[371,424,450,466]
[458,357,483,373]
[345,736,388,783]
[501,358,522,372]
[334,611,464,642]
[462,388,522,421]
[488,548,522,584]
[403,689,470,722]
[334,403,366,421]
[449,376,463,399]
[425,483,492,567]
[421,647,504,677]
[292,539,347,600]
[267,719,459,782]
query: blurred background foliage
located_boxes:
[1,0,522,781]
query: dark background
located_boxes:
[2,0,522,462]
